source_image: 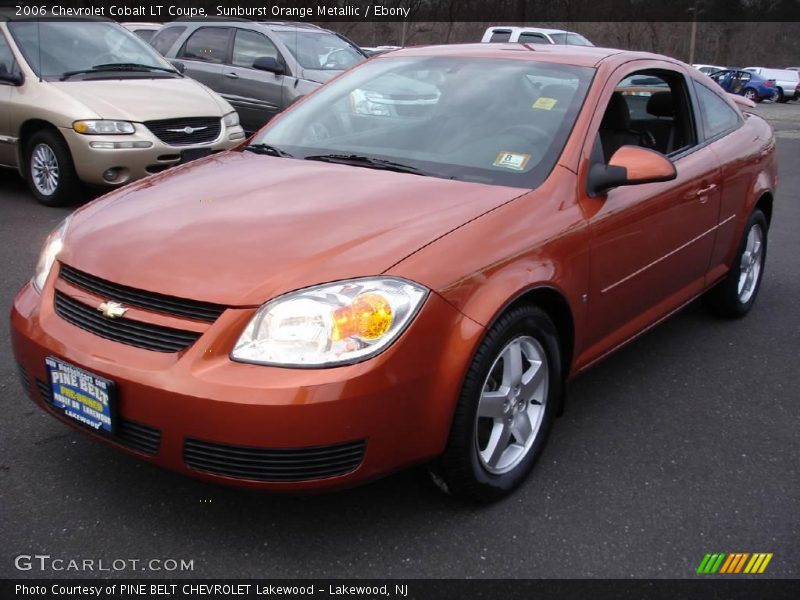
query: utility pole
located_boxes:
[688,1,698,64]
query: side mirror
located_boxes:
[169,60,185,74]
[588,146,676,196]
[0,70,23,86]
[253,56,284,75]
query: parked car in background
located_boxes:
[152,20,366,133]
[481,26,593,46]
[0,15,244,206]
[743,67,800,102]
[121,22,162,44]
[12,44,776,501]
[692,63,725,75]
[361,46,401,57]
[708,68,776,102]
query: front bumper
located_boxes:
[60,121,246,187]
[10,274,483,491]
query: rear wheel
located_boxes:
[431,305,562,502]
[742,88,759,102]
[703,209,768,318]
[25,129,81,207]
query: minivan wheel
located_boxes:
[26,130,80,207]
[703,209,768,318]
[432,305,562,502]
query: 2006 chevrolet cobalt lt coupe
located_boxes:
[11,44,776,501]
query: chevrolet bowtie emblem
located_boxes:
[98,301,128,319]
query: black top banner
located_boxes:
[2,0,800,22]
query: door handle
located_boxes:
[225,72,239,79]
[696,184,717,198]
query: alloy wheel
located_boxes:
[738,223,763,304]
[475,336,549,474]
[30,143,60,196]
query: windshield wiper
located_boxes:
[304,154,423,175]
[61,63,178,80]
[244,143,293,157]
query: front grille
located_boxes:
[144,117,221,146]
[60,264,225,323]
[36,378,161,456]
[17,363,30,391]
[54,291,200,353]
[184,438,366,482]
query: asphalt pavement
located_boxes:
[1,104,798,579]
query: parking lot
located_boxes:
[1,102,798,579]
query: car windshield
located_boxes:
[548,33,593,46]
[273,29,364,70]
[252,56,594,188]
[8,21,175,80]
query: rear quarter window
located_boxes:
[693,81,741,140]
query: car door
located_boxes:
[709,70,732,93]
[579,63,723,360]
[0,30,17,167]
[220,29,285,133]
[175,26,231,93]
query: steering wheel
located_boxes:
[497,124,551,147]
[324,49,351,69]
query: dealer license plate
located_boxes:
[45,357,116,434]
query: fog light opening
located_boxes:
[103,168,119,182]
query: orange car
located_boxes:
[11,44,776,501]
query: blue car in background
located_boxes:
[708,69,777,102]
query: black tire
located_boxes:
[25,129,81,207]
[431,305,563,502]
[703,209,768,318]
[776,88,787,103]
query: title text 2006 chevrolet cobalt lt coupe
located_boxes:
[11,44,776,501]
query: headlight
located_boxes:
[223,112,240,127]
[73,120,135,135]
[231,278,428,367]
[33,216,70,293]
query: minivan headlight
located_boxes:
[223,112,240,127]
[33,216,70,293]
[231,278,428,367]
[73,120,135,135]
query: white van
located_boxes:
[481,26,593,46]
[743,67,800,102]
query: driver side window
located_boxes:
[232,30,279,69]
[596,69,696,163]
[0,32,17,78]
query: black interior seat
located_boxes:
[643,91,677,154]
[599,92,642,162]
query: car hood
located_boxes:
[63,152,524,307]
[49,77,230,121]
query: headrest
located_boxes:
[647,91,675,117]
[600,92,630,130]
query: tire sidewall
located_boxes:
[734,211,768,313]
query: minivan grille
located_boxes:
[60,264,225,323]
[54,291,200,353]
[144,117,221,146]
[36,378,161,456]
[184,438,366,482]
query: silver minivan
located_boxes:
[152,20,366,133]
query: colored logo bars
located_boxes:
[697,553,773,574]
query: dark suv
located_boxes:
[152,20,366,133]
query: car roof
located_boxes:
[386,43,668,68]
[487,26,576,35]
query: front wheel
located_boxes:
[26,129,81,207]
[776,88,787,103]
[703,209,768,318]
[432,305,563,502]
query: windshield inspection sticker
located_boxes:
[532,97,558,110]
[494,152,531,171]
